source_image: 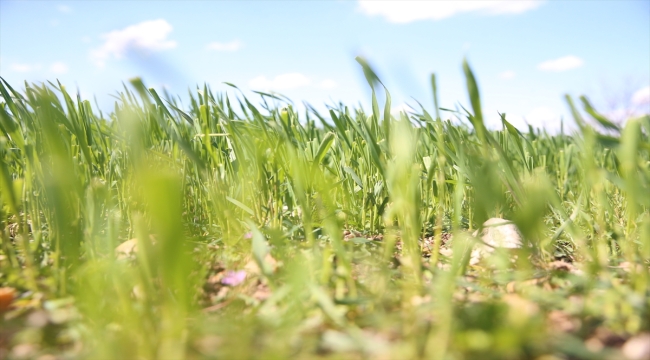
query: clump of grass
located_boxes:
[0,59,648,359]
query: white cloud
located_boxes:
[631,86,650,106]
[357,0,544,23]
[11,63,34,72]
[490,107,568,133]
[525,107,556,124]
[50,61,68,74]
[319,79,338,89]
[499,70,516,79]
[249,73,311,90]
[391,103,414,116]
[57,5,72,13]
[537,55,583,72]
[521,106,570,133]
[206,40,243,52]
[91,19,177,67]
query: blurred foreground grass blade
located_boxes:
[329,109,353,149]
[500,112,527,166]
[564,94,587,131]
[0,99,26,152]
[431,73,441,120]
[0,77,26,125]
[580,95,621,132]
[0,139,19,215]
[33,87,84,286]
[314,131,335,164]
[618,118,644,234]
[462,59,487,145]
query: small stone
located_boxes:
[194,335,222,355]
[11,344,36,359]
[115,235,156,260]
[115,238,138,259]
[470,218,523,265]
[475,218,523,248]
[618,262,646,274]
[27,310,49,328]
[503,294,539,317]
[37,355,58,360]
[547,310,580,333]
[622,333,650,360]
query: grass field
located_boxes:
[0,58,649,359]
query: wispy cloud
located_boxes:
[537,55,583,72]
[91,19,177,67]
[50,61,68,74]
[206,40,243,52]
[391,103,414,115]
[9,62,59,74]
[525,106,557,125]
[249,73,311,90]
[319,79,337,89]
[524,106,569,133]
[57,5,72,13]
[357,0,544,23]
[632,86,650,106]
[10,63,36,73]
[495,106,567,133]
[499,70,516,79]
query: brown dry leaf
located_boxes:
[535,356,565,360]
[589,327,626,348]
[617,262,647,274]
[0,287,16,312]
[244,258,260,274]
[503,294,539,317]
[547,310,580,333]
[243,254,279,275]
[132,285,145,300]
[11,343,37,359]
[115,239,138,259]
[115,235,156,260]
[410,295,431,307]
[207,273,223,285]
[252,282,271,301]
[194,335,222,355]
[584,337,605,353]
[439,247,453,258]
[549,260,584,275]
[264,254,278,270]
[548,260,575,272]
[36,355,58,360]
[343,229,362,240]
[507,277,547,293]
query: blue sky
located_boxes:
[1,0,649,132]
